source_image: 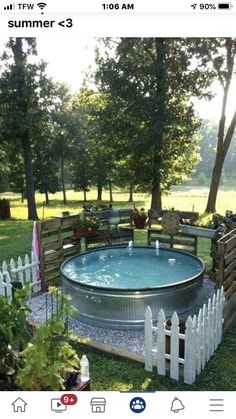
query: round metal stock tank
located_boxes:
[60,246,205,329]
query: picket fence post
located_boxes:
[157,309,166,376]
[170,312,179,380]
[144,306,153,372]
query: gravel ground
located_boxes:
[28,277,215,356]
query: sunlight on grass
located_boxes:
[1,186,236,222]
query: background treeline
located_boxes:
[0,38,236,219]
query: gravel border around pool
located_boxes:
[28,277,215,357]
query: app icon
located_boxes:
[90,397,106,413]
[51,398,67,413]
[170,397,185,413]
[129,397,146,413]
[12,398,27,413]
[209,398,224,412]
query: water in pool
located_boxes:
[62,247,204,289]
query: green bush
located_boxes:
[0,286,30,384]
[17,287,80,390]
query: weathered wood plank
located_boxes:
[224,259,236,276]
[43,240,64,252]
[225,281,236,301]
[224,234,236,253]
[224,247,236,266]
[222,272,236,290]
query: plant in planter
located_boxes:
[73,215,100,238]
[0,286,31,389]
[223,210,236,232]
[132,207,147,229]
[17,288,80,391]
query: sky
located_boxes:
[1,37,236,124]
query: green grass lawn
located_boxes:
[0,186,235,391]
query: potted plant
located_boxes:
[180,213,223,238]
[73,215,100,238]
[132,207,147,229]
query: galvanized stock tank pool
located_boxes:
[60,246,205,329]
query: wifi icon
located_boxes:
[37,2,46,14]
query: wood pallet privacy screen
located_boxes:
[85,227,134,250]
[147,209,199,227]
[37,217,81,290]
[144,287,224,384]
[147,228,198,255]
[211,228,236,331]
[0,252,40,302]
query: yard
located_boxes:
[0,186,236,391]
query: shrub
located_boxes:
[17,287,80,390]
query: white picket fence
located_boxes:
[0,252,41,302]
[144,287,225,384]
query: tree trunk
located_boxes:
[97,184,102,201]
[205,111,236,212]
[21,191,24,203]
[205,40,236,213]
[83,189,87,202]
[149,38,166,212]
[21,138,38,220]
[151,183,162,210]
[45,190,50,206]
[61,153,67,204]
[108,180,113,202]
[128,184,133,202]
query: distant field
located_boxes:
[0,185,223,264]
[1,185,236,221]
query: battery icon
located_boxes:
[218,3,233,8]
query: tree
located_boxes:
[194,120,218,179]
[0,147,9,192]
[205,38,236,213]
[72,90,114,202]
[69,104,92,202]
[33,122,60,205]
[52,84,72,204]
[96,38,213,209]
[0,38,54,220]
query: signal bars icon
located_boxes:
[4,3,15,10]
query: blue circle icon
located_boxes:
[129,397,146,413]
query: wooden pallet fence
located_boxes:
[0,252,40,295]
[144,287,225,384]
[37,217,81,290]
[147,228,198,255]
[211,228,236,331]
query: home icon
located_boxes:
[12,398,27,413]
[90,397,106,413]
